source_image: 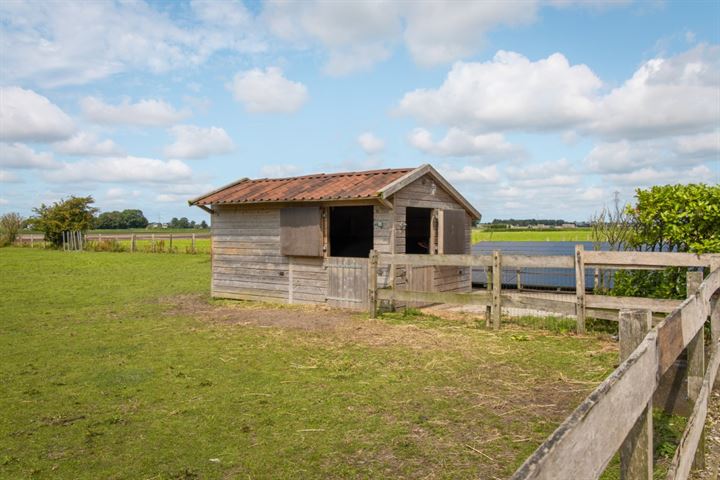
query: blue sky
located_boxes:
[0,0,718,223]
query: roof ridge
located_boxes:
[254,167,413,183]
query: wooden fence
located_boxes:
[369,247,720,333]
[18,233,210,253]
[368,248,720,479]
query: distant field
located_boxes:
[0,247,618,479]
[472,228,593,243]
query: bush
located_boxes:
[0,212,23,246]
[27,196,97,247]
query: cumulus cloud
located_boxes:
[80,97,191,126]
[0,143,58,169]
[0,170,22,183]
[0,0,265,88]
[589,44,720,139]
[0,87,75,142]
[164,125,235,160]
[397,52,601,131]
[409,127,524,159]
[398,46,720,145]
[437,164,499,183]
[53,132,123,157]
[263,1,538,74]
[357,132,385,155]
[260,164,301,178]
[44,156,192,183]
[228,67,308,113]
[602,165,712,187]
[506,159,581,187]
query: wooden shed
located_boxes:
[189,164,481,309]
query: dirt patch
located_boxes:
[162,294,358,331]
[692,386,720,480]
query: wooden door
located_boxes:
[325,257,369,310]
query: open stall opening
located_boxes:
[406,207,432,254]
[329,206,374,258]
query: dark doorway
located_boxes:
[406,207,432,254]
[329,206,373,258]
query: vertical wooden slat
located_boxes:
[288,257,294,305]
[492,251,502,330]
[619,309,653,480]
[686,270,705,470]
[369,250,378,317]
[575,245,587,334]
[486,266,492,327]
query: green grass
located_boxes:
[0,248,620,479]
[472,228,593,243]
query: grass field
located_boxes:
[0,248,623,478]
[472,228,593,243]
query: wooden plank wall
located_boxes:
[211,205,327,305]
[393,173,472,295]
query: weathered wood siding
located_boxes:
[392,173,472,294]
[211,205,328,304]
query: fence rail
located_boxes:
[368,248,720,480]
[16,233,211,253]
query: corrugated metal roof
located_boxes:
[190,167,415,206]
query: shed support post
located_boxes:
[686,270,705,470]
[619,309,653,480]
[575,245,586,334]
[492,251,501,330]
[368,250,378,318]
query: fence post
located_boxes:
[619,309,653,480]
[575,245,586,334]
[368,250,378,318]
[30,235,34,248]
[485,266,492,327]
[711,259,720,346]
[686,270,705,470]
[492,250,502,330]
[152,233,156,253]
[191,233,196,253]
[169,233,173,252]
[516,268,522,290]
[130,234,136,253]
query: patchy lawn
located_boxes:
[0,248,618,479]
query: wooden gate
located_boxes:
[326,257,369,309]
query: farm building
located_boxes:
[189,164,481,309]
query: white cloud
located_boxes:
[397,52,601,131]
[603,165,712,187]
[263,1,538,73]
[408,127,524,159]
[44,156,192,183]
[80,97,191,127]
[228,67,308,113]
[156,194,188,203]
[589,44,720,139]
[0,143,58,169]
[164,125,235,160]
[0,198,8,205]
[260,164,301,178]
[357,132,385,155]
[674,131,720,157]
[506,159,581,187]
[0,87,75,142]
[0,170,22,183]
[437,164,499,183]
[0,1,265,88]
[53,132,123,157]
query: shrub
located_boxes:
[0,212,23,246]
[27,196,97,247]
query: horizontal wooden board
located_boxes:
[586,294,681,313]
[377,288,491,306]
[583,251,718,268]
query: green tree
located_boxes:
[612,184,720,299]
[0,212,24,246]
[29,196,98,247]
[120,209,148,228]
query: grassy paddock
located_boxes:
[472,228,593,243]
[1,248,624,478]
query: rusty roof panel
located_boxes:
[191,168,414,206]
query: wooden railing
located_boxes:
[367,248,720,479]
[369,247,720,333]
